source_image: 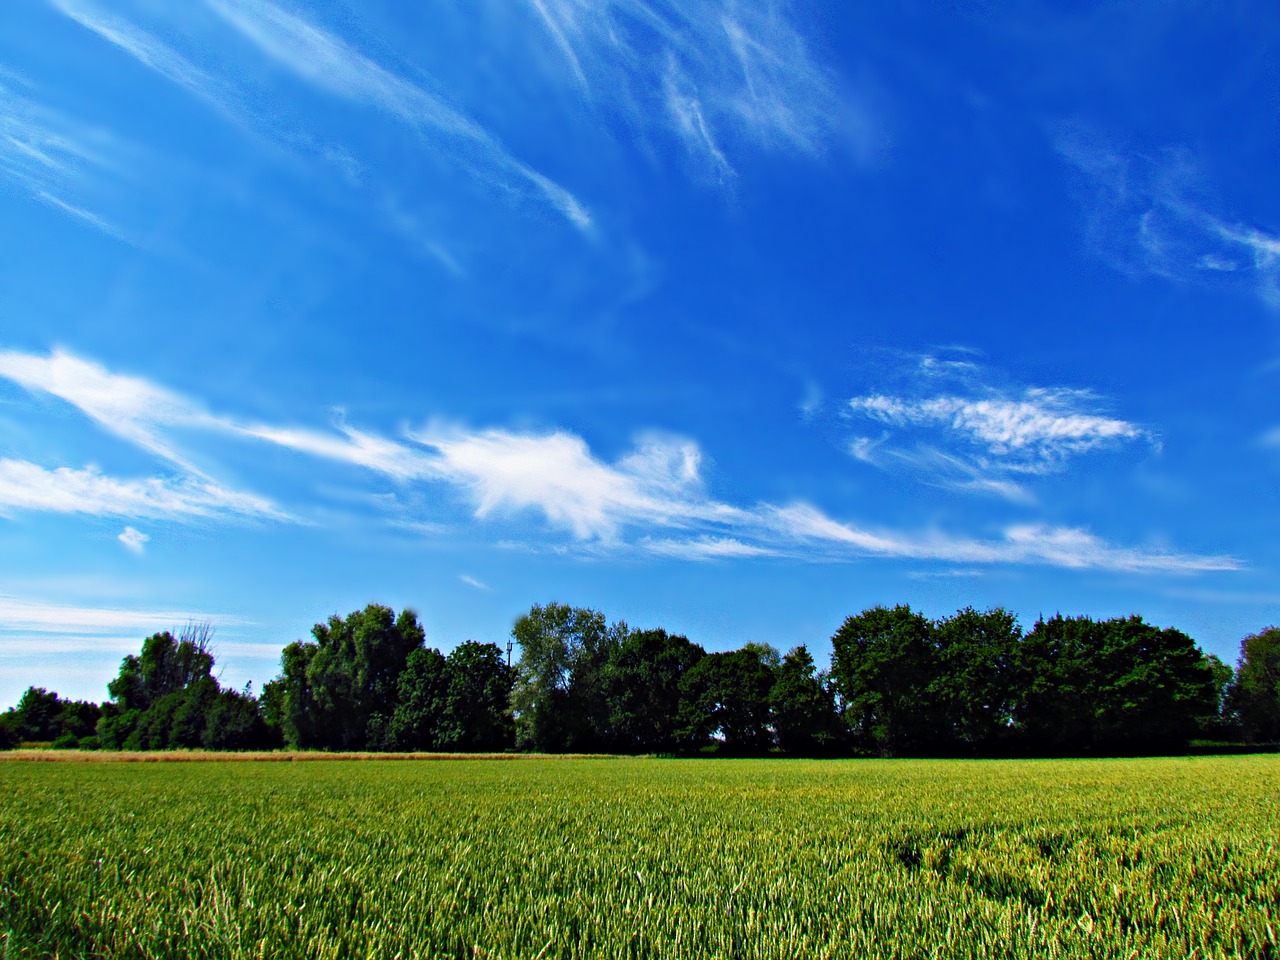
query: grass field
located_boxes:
[1,755,1276,959]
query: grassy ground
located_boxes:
[2,755,1276,958]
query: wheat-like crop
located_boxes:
[1,755,1276,958]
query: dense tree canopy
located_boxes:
[831,605,939,756]
[1229,627,1280,742]
[2,598,1269,759]
[510,603,627,752]
[603,628,705,753]
[96,625,276,751]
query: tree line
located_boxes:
[3,602,1278,757]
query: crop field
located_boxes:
[1,755,1277,959]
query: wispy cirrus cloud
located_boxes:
[845,352,1154,501]
[0,76,139,241]
[202,0,591,230]
[47,0,231,114]
[0,594,251,636]
[0,459,284,522]
[0,347,1234,574]
[1054,124,1280,309]
[48,0,590,232]
[517,0,873,182]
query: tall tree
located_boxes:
[830,605,938,756]
[603,628,705,753]
[387,646,450,751]
[510,603,627,752]
[1015,615,1217,755]
[270,604,425,751]
[438,641,514,752]
[1228,626,1280,743]
[930,608,1021,754]
[770,646,842,756]
[99,626,274,751]
[678,646,777,755]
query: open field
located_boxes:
[2,756,1277,959]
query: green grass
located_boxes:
[2,755,1277,959]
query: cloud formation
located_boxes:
[0,459,283,522]
[1054,126,1280,309]
[49,0,590,232]
[518,0,867,181]
[845,353,1153,500]
[0,347,1234,574]
[117,525,149,554]
[0,75,139,241]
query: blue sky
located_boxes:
[1,0,1277,707]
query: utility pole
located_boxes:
[506,639,513,670]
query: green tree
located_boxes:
[270,604,426,751]
[438,641,514,752]
[930,608,1021,754]
[677,646,777,755]
[387,646,450,750]
[1228,626,1280,743]
[830,605,938,756]
[1014,615,1217,755]
[99,623,272,751]
[107,624,216,712]
[770,646,842,756]
[603,628,705,753]
[510,603,627,752]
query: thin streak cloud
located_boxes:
[0,348,1236,574]
[201,0,591,229]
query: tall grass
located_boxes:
[2,756,1277,958]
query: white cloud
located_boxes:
[765,503,1237,573]
[236,419,436,481]
[0,595,251,635]
[0,459,284,521]
[49,0,230,112]
[405,424,727,540]
[641,536,779,561]
[0,347,211,472]
[0,348,1235,575]
[118,525,149,554]
[0,348,432,482]
[200,0,590,230]
[518,0,869,180]
[458,574,490,591]
[845,355,1152,499]
[1054,127,1280,309]
[850,390,1147,462]
[0,78,138,240]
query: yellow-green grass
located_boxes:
[2,756,1276,959]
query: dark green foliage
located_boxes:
[387,647,450,750]
[511,603,627,752]
[1,687,103,747]
[107,625,216,712]
[930,607,1021,754]
[678,646,777,754]
[437,641,514,751]
[1228,626,1280,742]
[385,641,515,751]
[1013,615,1217,755]
[830,605,939,756]
[202,686,278,750]
[273,604,425,750]
[0,714,17,750]
[603,629,705,753]
[771,646,843,756]
[98,625,274,751]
